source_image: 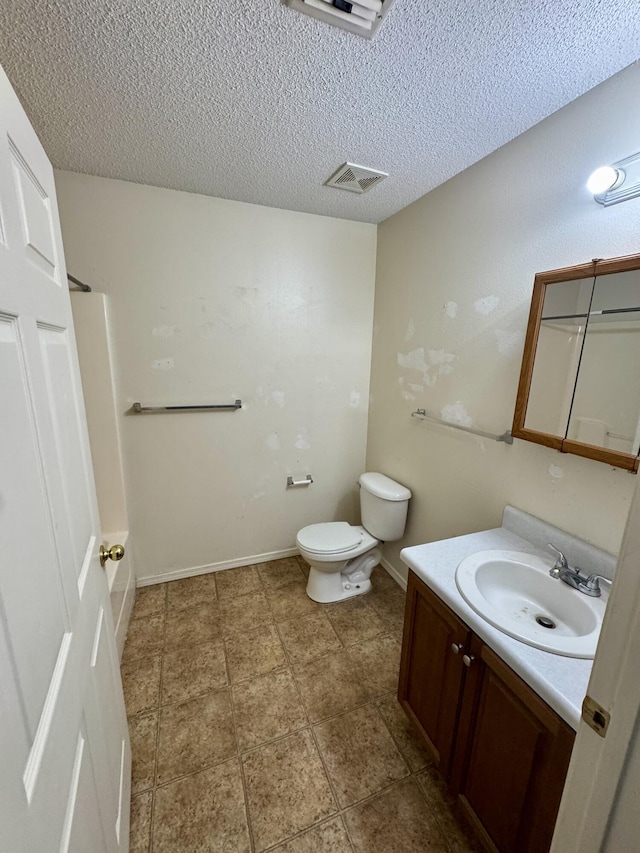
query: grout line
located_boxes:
[307,721,342,813]
[259,815,355,853]
[227,666,256,853]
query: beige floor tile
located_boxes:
[368,586,407,635]
[152,759,250,853]
[121,655,162,717]
[123,613,165,663]
[267,581,318,622]
[166,573,217,611]
[326,597,387,646]
[161,640,228,705]
[131,584,167,620]
[346,634,402,698]
[377,694,433,772]
[272,816,352,852]
[370,565,401,592]
[156,689,237,785]
[258,557,307,591]
[344,777,449,853]
[216,565,260,599]
[313,704,409,808]
[417,766,482,852]
[293,650,369,722]
[242,729,337,851]
[225,624,287,683]
[232,668,308,750]
[129,791,152,853]
[219,590,273,636]
[163,602,220,649]
[130,711,157,795]
[278,612,343,663]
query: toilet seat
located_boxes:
[296,522,377,557]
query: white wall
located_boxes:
[56,173,377,583]
[367,62,640,578]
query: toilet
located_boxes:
[296,472,412,603]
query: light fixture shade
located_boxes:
[588,152,640,206]
[587,166,619,195]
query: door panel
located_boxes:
[0,313,68,734]
[9,134,60,284]
[60,726,110,853]
[38,324,94,579]
[399,571,470,776]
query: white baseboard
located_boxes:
[380,556,407,591]
[135,547,300,587]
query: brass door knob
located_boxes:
[100,543,125,568]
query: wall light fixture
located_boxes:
[589,152,640,206]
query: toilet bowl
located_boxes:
[297,473,411,603]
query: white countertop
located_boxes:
[400,522,604,731]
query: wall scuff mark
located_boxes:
[440,401,473,427]
[405,318,416,341]
[474,295,500,315]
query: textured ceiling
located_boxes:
[1,1,639,224]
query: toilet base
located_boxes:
[306,567,372,603]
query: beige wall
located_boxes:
[368,63,640,578]
[56,173,377,583]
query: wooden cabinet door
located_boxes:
[452,640,575,853]
[398,571,471,777]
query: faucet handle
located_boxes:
[583,573,612,597]
[547,542,569,569]
[547,543,568,574]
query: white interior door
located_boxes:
[551,474,640,850]
[0,65,130,852]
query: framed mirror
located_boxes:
[512,253,640,473]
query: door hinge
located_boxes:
[582,695,610,738]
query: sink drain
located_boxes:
[535,615,556,629]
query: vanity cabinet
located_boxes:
[398,570,575,853]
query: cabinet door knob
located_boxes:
[451,643,463,655]
[463,654,475,667]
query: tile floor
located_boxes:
[123,558,480,853]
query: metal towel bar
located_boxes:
[411,409,513,445]
[132,400,242,413]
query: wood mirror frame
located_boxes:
[512,253,640,473]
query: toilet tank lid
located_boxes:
[359,472,411,501]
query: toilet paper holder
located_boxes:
[287,474,313,487]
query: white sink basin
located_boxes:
[455,550,607,658]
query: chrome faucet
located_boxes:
[547,543,610,598]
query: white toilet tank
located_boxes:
[359,472,411,541]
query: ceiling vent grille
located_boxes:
[325,162,389,194]
[285,0,396,40]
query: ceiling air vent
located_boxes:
[285,0,397,40]
[325,162,389,194]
